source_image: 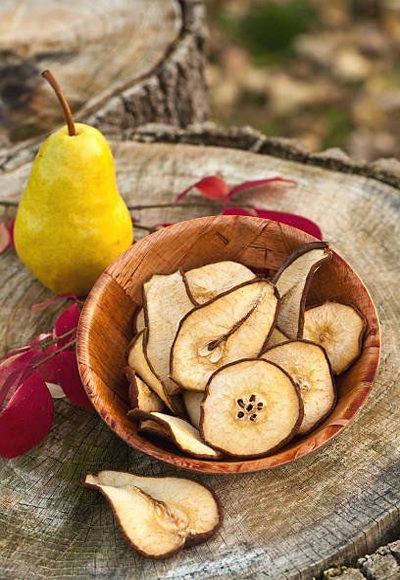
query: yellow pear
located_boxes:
[14,70,133,296]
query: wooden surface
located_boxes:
[0,139,399,578]
[0,0,207,146]
[77,215,380,474]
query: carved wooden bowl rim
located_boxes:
[76,215,381,474]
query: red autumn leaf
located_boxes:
[8,218,15,250]
[56,350,92,410]
[31,293,79,313]
[227,177,297,199]
[0,371,54,458]
[54,303,81,348]
[0,349,40,408]
[37,346,60,384]
[223,207,322,239]
[0,223,10,255]
[176,176,228,202]
[151,222,172,230]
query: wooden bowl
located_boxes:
[76,215,380,474]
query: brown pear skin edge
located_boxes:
[304,300,367,375]
[83,472,223,551]
[142,270,197,396]
[169,278,280,392]
[261,339,337,436]
[127,331,183,415]
[133,306,145,335]
[272,241,332,338]
[124,367,164,413]
[183,261,255,305]
[199,358,304,459]
[130,409,223,459]
[41,70,76,137]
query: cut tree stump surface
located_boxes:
[0,0,207,145]
[0,136,399,579]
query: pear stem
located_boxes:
[41,69,76,136]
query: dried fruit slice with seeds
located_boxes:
[183,391,203,428]
[303,302,366,374]
[144,271,195,396]
[84,474,189,558]
[185,261,255,305]
[261,340,335,435]
[131,410,222,459]
[200,359,302,457]
[171,280,278,391]
[85,470,222,544]
[125,368,164,413]
[127,331,182,415]
[273,242,331,339]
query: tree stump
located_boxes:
[0,127,399,578]
[0,0,207,146]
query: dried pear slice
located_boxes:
[273,242,331,339]
[303,302,366,374]
[84,474,189,558]
[132,410,222,459]
[86,470,222,544]
[183,391,203,428]
[128,331,182,415]
[138,419,171,437]
[125,368,164,413]
[144,271,195,396]
[185,261,255,305]
[171,280,278,391]
[261,340,336,435]
[265,327,289,348]
[134,308,145,334]
[201,359,302,457]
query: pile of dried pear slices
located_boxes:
[85,242,367,560]
[127,242,366,459]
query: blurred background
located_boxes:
[205,0,400,161]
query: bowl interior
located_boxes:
[77,215,380,474]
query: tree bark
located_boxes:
[0,0,208,146]
[0,128,399,579]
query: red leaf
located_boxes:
[54,304,81,347]
[176,176,228,202]
[227,177,297,199]
[0,349,39,408]
[0,223,10,255]
[151,222,172,230]
[8,218,15,250]
[223,207,322,239]
[255,209,322,239]
[223,207,255,217]
[0,371,54,458]
[31,294,79,313]
[37,346,59,384]
[56,351,92,410]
